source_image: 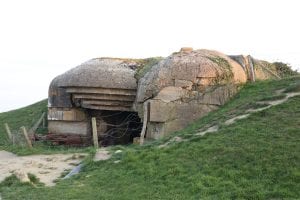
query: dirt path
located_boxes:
[196,91,300,136]
[160,91,300,147]
[0,151,87,186]
[195,91,300,135]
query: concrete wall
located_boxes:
[48,121,89,135]
[48,108,89,136]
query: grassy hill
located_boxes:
[0,100,47,146]
[0,100,90,155]
[0,76,300,199]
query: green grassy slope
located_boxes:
[0,77,300,199]
[0,100,91,155]
[0,99,47,146]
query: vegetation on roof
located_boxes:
[254,60,298,79]
[134,57,164,80]
[272,62,298,77]
[206,56,234,84]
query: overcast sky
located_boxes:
[0,0,299,112]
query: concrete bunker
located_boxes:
[47,58,143,146]
[47,48,284,146]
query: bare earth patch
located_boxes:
[196,125,219,136]
[159,136,185,148]
[93,148,111,161]
[0,151,87,186]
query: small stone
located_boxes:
[115,150,122,154]
[93,149,111,161]
[13,170,30,183]
[46,157,54,162]
[171,136,183,142]
[39,171,50,174]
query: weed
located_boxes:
[206,56,234,84]
[258,94,286,101]
[134,57,163,80]
[284,81,300,93]
[272,62,298,77]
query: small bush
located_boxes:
[259,94,286,101]
[273,62,298,77]
[284,81,300,93]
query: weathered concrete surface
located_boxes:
[147,99,219,139]
[48,108,86,121]
[52,58,138,89]
[47,58,142,144]
[136,49,247,103]
[48,58,139,110]
[47,48,290,144]
[136,49,245,138]
[153,86,187,103]
[48,121,88,135]
[229,55,282,81]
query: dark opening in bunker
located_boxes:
[87,110,142,146]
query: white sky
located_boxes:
[0,0,299,112]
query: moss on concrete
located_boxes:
[134,57,164,80]
[206,56,234,84]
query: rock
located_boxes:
[93,149,111,161]
[13,169,30,183]
[115,150,122,154]
[171,136,183,142]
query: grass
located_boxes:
[0,99,47,150]
[0,76,300,199]
[273,62,299,77]
[258,93,286,101]
[0,99,91,156]
[134,57,163,80]
[284,80,300,93]
[0,99,47,141]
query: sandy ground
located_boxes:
[0,151,87,186]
